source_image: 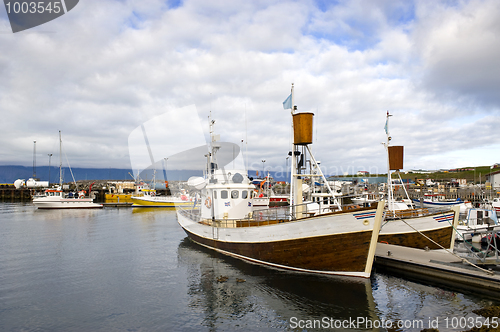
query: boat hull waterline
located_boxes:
[177,202,385,278]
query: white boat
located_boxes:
[251,196,270,207]
[33,187,103,209]
[483,197,500,215]
[456,208,499,242]
[412,194,472,213]
[32,131,103,209]
[176,88,385,278]
[351,193,381,205]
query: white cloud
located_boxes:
[0,0,499,176]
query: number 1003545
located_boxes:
[5,1,62,14]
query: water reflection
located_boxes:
[2,202,498,331]
[177,238,381,331]
[372,272,498,331]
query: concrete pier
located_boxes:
[0,188,32,202]
[375,243,500,297]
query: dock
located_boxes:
[102,202,133,207]
[374,243,500,297]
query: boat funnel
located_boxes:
[292,112,314,145]
[388,146,404,170]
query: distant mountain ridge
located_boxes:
[0,166,134,184]
[0,166,208,184]
[0,166,289,184]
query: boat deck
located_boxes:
[375,243,500,296]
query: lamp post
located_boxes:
[48,153,52,185]
[33,141,36,178]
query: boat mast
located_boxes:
[289,84,295,218]
[59,130,63,188]
[288,85,340,219]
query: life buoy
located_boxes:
[151,192,156,197]
[78,192,85,199]
[205,197,212,209]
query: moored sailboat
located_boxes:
[32,131,103,209]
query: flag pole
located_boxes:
[289,83,295,219]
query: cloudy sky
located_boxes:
[1,0,499,176]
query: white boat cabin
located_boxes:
[192,169,255,223]
[462,208,498,228]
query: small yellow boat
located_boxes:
[131,189,197,208]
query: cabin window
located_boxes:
[213,191,217,199]
[242,190,248,199]
[221,190,228,199]
[231,190,239,199]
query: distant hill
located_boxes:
[0,166,291,184]
[0,166,134,184]
[398,166,494,183]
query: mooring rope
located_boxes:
[395,213,494,276]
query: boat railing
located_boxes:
[178,201,378,228]
[177,206,202,222]
[385,208,429,219]
[385,206,452,220]
[249,201,377,224]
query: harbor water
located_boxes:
[0,202,498,331]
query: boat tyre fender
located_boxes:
[205,197,212,209]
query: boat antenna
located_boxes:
[61,133,78,190]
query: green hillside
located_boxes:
[397,166,493,183]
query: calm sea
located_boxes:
[0,202,497,331]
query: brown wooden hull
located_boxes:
[378,225,454,250]
[183,228,375,275]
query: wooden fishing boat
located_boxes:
[378,112,459,250]
[176,86,385,278]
